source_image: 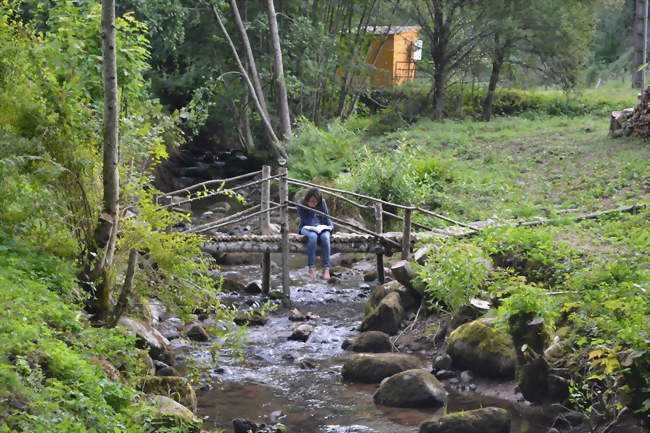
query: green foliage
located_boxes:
[335,140,454,210]
[416,241,491,313]
[566,261,649,352]
[286,118,361,181]
[0,237,143,433]
[486,270,560,328]
[479,226,579,286]
[370,85,638,123]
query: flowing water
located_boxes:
[178,258,549,433]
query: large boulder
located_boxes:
[373,369,447,408]
[147,395,200,433]
[360,292,404,335]
[117,316,174,365]
[342,353,422,383]
[446,319,516,379]
[139,376,198,411]
[342,331,392,353]
[419,407,510,433]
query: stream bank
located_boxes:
[166,255,552,433]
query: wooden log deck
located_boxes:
[204,232,421,255]
[201,228,473,255]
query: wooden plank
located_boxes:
[374,203,385,284]
[261,165,271,294]
[279,166,291,306]
[401,208,412,260]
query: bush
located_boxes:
[479,226,579,286]
[285,118,361,182]
[416,241,491,313]
[335,142,454,211]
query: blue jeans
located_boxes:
[300,228,331,269]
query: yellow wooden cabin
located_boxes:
[366,26,422,88]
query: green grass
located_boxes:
[366,115,649,222]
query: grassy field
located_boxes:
[367,116,648,222]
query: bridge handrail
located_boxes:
[158,172,284,209]
[287,176,477,232]
[155,170,262,204]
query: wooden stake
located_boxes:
[279,166,291,305]
[261,166,271,294]
[374,203,385,284]
[401,208,412,260]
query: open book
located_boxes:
[302,224,333,234]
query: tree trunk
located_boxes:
[228,0,270,116]
[633,0,648,89]
[432,63,446,121]
[90,0,120,322]
[482,37,506,122]
[210,5,288,161]
[265,0,292,139]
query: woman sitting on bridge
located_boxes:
[297,188,333,280]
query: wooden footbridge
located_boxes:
[157,165,479,305]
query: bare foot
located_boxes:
[322,268,330,280]
[309,267,317,280]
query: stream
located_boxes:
[174,256,549,433]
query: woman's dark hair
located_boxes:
[303,188,322,204]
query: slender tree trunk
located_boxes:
[108,249,138,328]
[228,0,270,117]
[482,37,506,122]
[432,61,447,120]
[89,0,120,322]
[265,0,292,138]
[633,0,648,88]
[211,5,288,161]
[241,93,255,150]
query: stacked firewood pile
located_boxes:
[610,86,650,138]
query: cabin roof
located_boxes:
[366,26,420,35]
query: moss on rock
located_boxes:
[446,319,516,379]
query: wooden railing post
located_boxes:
[374,203,385,284]
[401,207,412,260]
[260,165,271,294]
[278,165,291,306]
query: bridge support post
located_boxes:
[279,165,291,306]
[260,165,271,294]
[374,203,385,284]
[401,207,412,260]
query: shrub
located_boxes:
[479,226,579,286]
[416,241,491,313]
[285,118,360,182]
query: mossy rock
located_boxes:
[373,369,447,408]
[342,331,392,353]
[360,292,404,335]
[446,319,516,379]
[342,353,422,383]
[419,407,510,433]
[147,395,200,433]
[139,376,197,411]
[365,280,416,315]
